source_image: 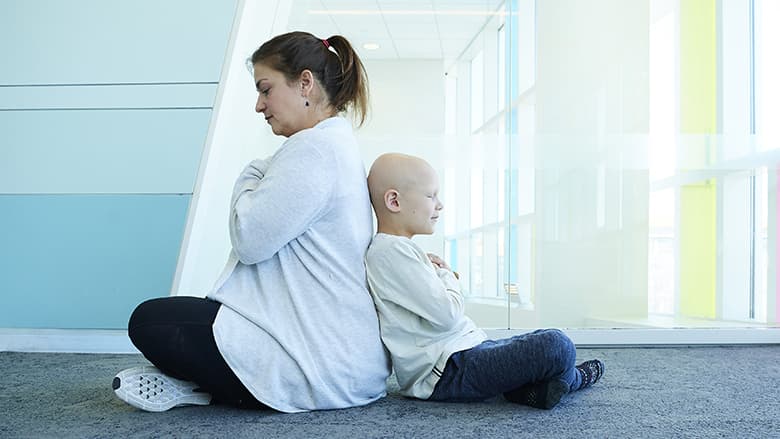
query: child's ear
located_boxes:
[384,189,401,213]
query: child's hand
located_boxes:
[428,253,460,279]
[427,253,450,271]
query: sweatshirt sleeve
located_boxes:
[367,238,465,332]
[229,140,334,265]
[230,158,269,210]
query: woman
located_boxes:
[113,31,391,413]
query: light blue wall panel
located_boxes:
[0,194,190,329]
[0,83,218,110]
[0,0,238,85]
[0,0,238,331]
[0,109,211,194]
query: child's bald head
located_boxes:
[367,153,442,237]
[367,153,431,208]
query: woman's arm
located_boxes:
[229,159,269,210]
[229,141,334,265]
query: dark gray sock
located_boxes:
[576,359,605,390]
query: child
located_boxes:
[365,153,604,409]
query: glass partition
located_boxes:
[284,0,780,332]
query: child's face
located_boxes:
[400,168,444,236]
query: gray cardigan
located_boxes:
[208,117,390,413]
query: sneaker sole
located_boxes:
[113,365,211,412]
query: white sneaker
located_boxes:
[112,365,212,412]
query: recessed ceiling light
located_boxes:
[363,43,380,50]
[309,10,504,17]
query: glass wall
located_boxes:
[286,0,779,331]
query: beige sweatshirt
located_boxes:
[366,233,487,399]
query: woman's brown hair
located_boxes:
[251,31,369,127]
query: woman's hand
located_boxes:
[243,158,270,180]
[230,158,269,210]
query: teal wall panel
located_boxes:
[0,0,237,330]
[0,194,191,329]
[0,0,238,85]
[0,109,211,194]
[0,83,218,110]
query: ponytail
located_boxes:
[251,32,370,127]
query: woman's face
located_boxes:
[252,63,306,137]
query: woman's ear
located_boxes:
[299,69,314,97]
[384,189,401,213]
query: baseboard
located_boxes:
[485,327,780,347]
[0,328,139,354]
[2,327,778,354]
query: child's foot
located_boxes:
[576,359,605,390]
[112,365,212,412]
[504,379,569,409]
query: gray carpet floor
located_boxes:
[2,347,779,438]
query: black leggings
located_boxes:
[128,296,265,408]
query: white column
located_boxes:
[172,0,292,296]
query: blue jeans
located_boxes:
[428,329,582,402]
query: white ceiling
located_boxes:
[285,0,506,61]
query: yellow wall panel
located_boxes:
[679,182,717,318]
[678,0,718,319]
[680,0,717,136]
